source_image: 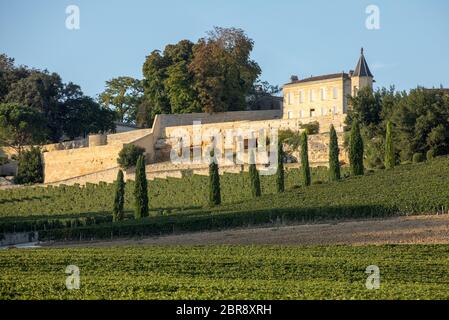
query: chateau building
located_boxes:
[282,48,374,120]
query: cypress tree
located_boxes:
[300,131,311,186]
[328,124,341,181]
[384,121,394,169]
[249,150,261,197]
[134,155,149,219]
[349,121,364,176]
[276,141,285,193]
[208,150,221,206]
[113,169,125,222]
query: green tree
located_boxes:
[349,122,364,176]
[0,103,47,153]
[248,150,261,197]
[99,76,143,124]
[118,144,145,170]
[328,124,341,181]
[300,131,311,186]
[384,121,395,169]
[189,27,261,113]
[208,150,221,206]
[15,146,43,184]
[1,54,115,142]
[276,141,285,193]
[134,155,149,219]
[113,169,125,222]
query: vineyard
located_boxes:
[1,245,449,299]
[1,156,449,239]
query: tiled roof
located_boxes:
[284,72,349,86]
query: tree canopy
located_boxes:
[140,27,262,125]
[0,54,116,143]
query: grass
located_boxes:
[1,245,449,300]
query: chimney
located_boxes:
[290,75,299,82]
[349,70,354,77]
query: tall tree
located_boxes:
[99,76,143,124]
[328,124,341,181]
[189,27,261,113]
[208,150,221,206]
[134,155,149,219]
[15,146,43,184]
[113,170,125,222]
[248,150,261,197]
[349,122,364,176]
[300,131,311,186]
[384,121,395,169]
[276,141,285,193]
[0,103,47,153]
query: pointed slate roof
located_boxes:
[353,48,373,77]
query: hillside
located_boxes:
[1,156,449,240]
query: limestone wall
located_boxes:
[42,144,123,183]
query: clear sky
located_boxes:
[1,0,448,98]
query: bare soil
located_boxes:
[45,214,449,247]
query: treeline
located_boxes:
[346,86,449,167]
[0,54,115,148]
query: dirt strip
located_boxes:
[44,214,449,247]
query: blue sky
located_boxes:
[1,0,448,98]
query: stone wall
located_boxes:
[42,144,124,183]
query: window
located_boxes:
[299,90,304,103]
[333,106,337,115]
[333,87,338,99]
[299,110,303,118]
[287,111,293,119]
[287,92,291,105]
[321,107,325,116]
[310,108,316,117]
[309,90,315,102]
[320,88,326,100]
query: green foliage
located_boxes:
[112,170,125,222]
[0,54,115,142]
[412,153,425,163]
[117,144,145,169]
[142,27,260,116]
[2,245,449,299]
[249,151,261,197]
[349,122,364,176]
[348,87,449,163]
[300,121,320,135]
[99,77,144,124]
[0,103,47,151]
[328,125,341,181]
[300,131,311,186]
[384,121,395,169]
[208,151,221,206]
[15,147,43,185]
[426,149,436,161]
[134,155,149,219]
[276,142,285,193]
